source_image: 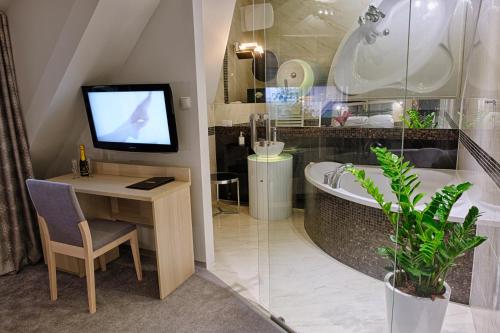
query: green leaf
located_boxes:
[463,206,480,229]
[404,108,437,129]
[412,193,425,205]
[348,145,487,298]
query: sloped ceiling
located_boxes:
[7,0,160,177]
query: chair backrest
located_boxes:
[26,179,85,247]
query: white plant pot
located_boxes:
[384,272,451,333]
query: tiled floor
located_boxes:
[211,206,476,333]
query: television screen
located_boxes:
[82,84,178,152]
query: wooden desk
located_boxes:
[48,162,195,299]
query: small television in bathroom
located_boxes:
[81,84,178,152]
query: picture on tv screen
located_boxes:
[88,91,170,144]
[82,84,178,152]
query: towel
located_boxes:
[366,114,394,128]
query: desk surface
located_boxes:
[49,174,190,202]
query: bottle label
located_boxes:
[79,144,89,176]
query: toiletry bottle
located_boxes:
[238,132,245,146]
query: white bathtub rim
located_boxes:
[304,162,500,226]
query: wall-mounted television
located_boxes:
[81,84,178,152]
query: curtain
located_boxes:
[0,11,41,275]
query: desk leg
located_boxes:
[152,187,195,299]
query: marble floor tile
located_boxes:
[210,206,475,333]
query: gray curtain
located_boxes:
[0,11,41,275]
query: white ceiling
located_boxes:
[0,0,13,11]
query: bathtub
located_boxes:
[303,161,473,304]
[305,161,469,222]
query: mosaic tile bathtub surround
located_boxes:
[304,184,474,305]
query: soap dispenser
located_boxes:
[238,131,245,146]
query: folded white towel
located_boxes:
[367,115,394,128]
[344,116,368,127]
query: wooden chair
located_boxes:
[26,179,142,314]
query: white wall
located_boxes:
[43,0,161,177]
[7,0,159,178]
[79,0,215,265]
[7,0,78,111]
[202,0,236,104]
[8,0,216,264]
[7,0,235,266]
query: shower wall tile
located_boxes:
[470,224,500,333]
[459,131,500,189]
[221,0,369,103]
[458,139,500,333]
[461,98,500,163]
[277,36,317,59]
[459,127,500,333]
[459,1,500,329]
[214,103,266,125]
[493,227,500,258]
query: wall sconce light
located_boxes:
[234,42,264,59]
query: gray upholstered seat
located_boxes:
[88,219,135,250]
[25,178,142,314]
[26,179,136,250]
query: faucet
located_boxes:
[323,170,336,185]
[263,113,271,143]
[271,127,277,143]
[358,5,386,25]
[323,163,353,188]
[358,5,388,44]
[249,113,272,150]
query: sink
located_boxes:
[254,141,285,157]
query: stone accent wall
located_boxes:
[215,126,459,207]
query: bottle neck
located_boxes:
[80,147,86,161]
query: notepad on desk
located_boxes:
[126,177,175,190]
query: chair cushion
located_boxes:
[87,219,136,250]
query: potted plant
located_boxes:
[347,147,487,333]
[404,108,437,129]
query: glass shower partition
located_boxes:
[214,0,492,331]
[256,0,412,332]
[395,1,497,333]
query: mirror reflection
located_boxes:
[215,0,466,129]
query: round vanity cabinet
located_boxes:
[248,154,293,221]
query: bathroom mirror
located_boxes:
[214,0,466,129]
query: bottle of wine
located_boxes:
[79,144,90,177]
